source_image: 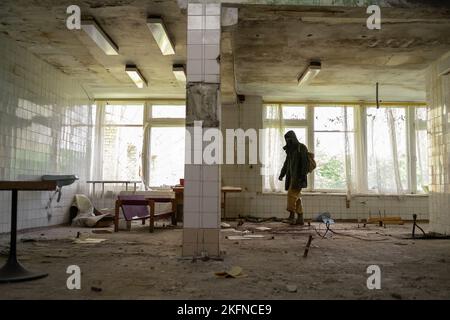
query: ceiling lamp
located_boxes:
[125,65,147,88]
[81,19,119,55]
[146,17,175,55]
[172,64,186,82]
[297,61,321,86]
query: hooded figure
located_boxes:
[279,130,309,224]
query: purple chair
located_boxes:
[117,195,149,231]
[114,195,176,232]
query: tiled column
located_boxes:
[426,51,450,235]
[183,1,221,257]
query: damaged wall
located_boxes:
[220,96,429,221]
[0,35,93,233]
[426,51,450,235]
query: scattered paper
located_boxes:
[220,228,238,232]
[44,253,73,258]
[286,285,298,293]
[255,227,271,231]
[215,266,244,278]
[241,234,265,238]
[73,238,107,244]
[226,234,265,240]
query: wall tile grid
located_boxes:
[183,1,222,257]
[221,96,430,221]
[427,51,450,235]
[187,1,221,83]
[0,35,93,233]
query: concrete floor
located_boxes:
[0,221,449,299]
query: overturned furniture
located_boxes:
[114,194,177,232]
[70,194,114,228]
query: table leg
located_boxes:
[0,190,48,283]
[171,199,177,226]
[149,200,155,233]
[114,200,120,232]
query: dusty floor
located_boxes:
[0,220,449,300]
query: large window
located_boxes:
[102,103,144,181]
[314,106,355,190]
[415,107,429,193]
[147,104,186,187]
[366,107,407,193]
[95,101,185,187]
[263,103,428,194]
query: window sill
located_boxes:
[261,191,429,197]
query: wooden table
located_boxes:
[0,181,57,283]
[172,185,242,219]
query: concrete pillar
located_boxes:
[426,51,450,235]
[182,1,221,257]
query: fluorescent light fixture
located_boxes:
[125,65,147,88]
[147,17,175,55]
[172,64,186,82]
[81,19,119,55]
[439,67,450,77]
[297,61,321,86]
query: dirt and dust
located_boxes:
[0,221,449,299]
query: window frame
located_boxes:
[94,100,186,187]
[262,102,428,195]
[312,105,356,193]
[145,101,186,187]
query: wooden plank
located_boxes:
[367,216,402,223]
[222,186,242,193]
[383,220,404,225]
[366,216,404,225]
[0,181,57,191]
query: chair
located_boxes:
[114,195,176,233]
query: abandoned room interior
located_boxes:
[0,0,449,301]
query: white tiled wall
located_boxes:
[0,35,93,233]
[187,1,221,83]
[426,51,450,235]
[221,96,429,221]
[223,192,429,221]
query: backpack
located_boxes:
[307,152,316,173]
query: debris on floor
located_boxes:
[241,235,265,239]
[215,266,245,278]
[255,227,271,231]
[220,222,231,229]
[44,252,73,258]
[20,238,37,243]
[242,216,282,223]
[92,229,113,234]
[286,285,298,293]
[73,238,107,244]
[220,228,238,233]
[226,235,266,240]
[303,235,313,258]
[313,212,334,224]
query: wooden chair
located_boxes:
[114,195,176,233]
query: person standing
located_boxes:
[278,130,309,225]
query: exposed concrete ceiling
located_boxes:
[0,0,187,99]
[221,4,450,103]
[1,0,449,103]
